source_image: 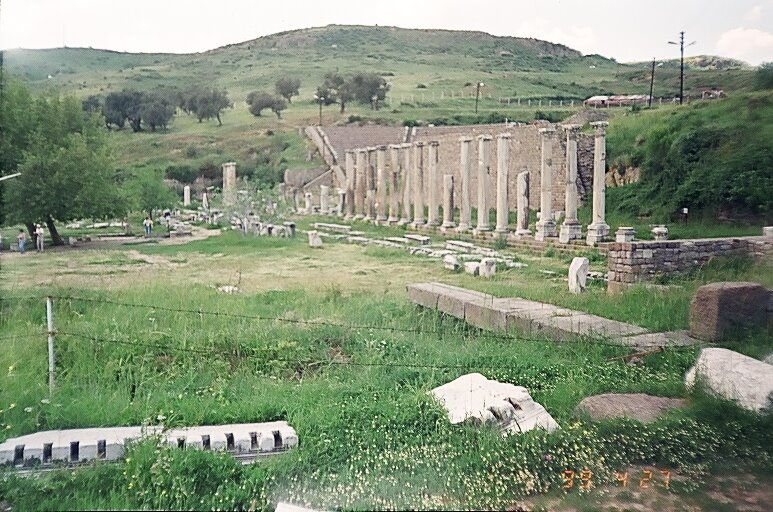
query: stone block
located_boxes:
[568,257,589,294]
[406,283,442,309]
[615,227,636,243]
[685,348,773,412]
[464,300,508,331]
[763,226,773,237]
[480,258,497,278]
[689,282,769,341]
[575,393,687,423]
[307,231,323,248]
[443,254,460,271]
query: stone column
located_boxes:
[183,186,191,206]
[319,185,329,214]
[399,143,412,225]
[535,127,557,241]
[586,121,610,246]
[426,141,440,226]
[475,135,492,232]
[337,189,346,217]
[222,162,237,206]
[344,150,355,220]
[363,148,375,221]
[388,145,401,223]
[376,145,388,222]
[411,142,426,226]
[354,149,367,219]
[457,137,473,232]
[304,192,313,214]
[515,170,531,236]
[441,174,455,229]
[495,133,511,234]
[559,124,582,243]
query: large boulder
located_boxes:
[689,282,769,341]
[685,348,773,412]
[430,373,558,434]
[568,257,589,294]
[575,393,687,423]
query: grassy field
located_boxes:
[1,227,771,510]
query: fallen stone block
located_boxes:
[575,393,687,423]
[313,222,351,233]
[307,231,323,248]
[689,282,769,341]
[568,257,589,294]
[430,373,558,434]
[480,258,496,278]
[404,234,432,245]
[445,240,477,253]
[464,262,480,276]
[443,254,460,271]
[685,347,773,412]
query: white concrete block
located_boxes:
[568,257,589,294]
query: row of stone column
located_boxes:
[337,121,610,245]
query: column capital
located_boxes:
[387,144,402,150]
[356,148,368,154]
[459,136,473,143]
[429,140,440,147]
[590,121,609,134]
[561,124,580,132]
[476,134,493,141]
[496,132,512,140]
[366,146,377,152]
[376,145,388,151]
[414,141,425,147]
[345,149,356,156]
[538,127,556,135]
[400,142,413,149]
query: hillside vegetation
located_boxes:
[606,91,773,222]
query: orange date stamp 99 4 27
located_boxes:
[561,468,671,491]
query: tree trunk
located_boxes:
[46,215,64,246]
[340,102,345,114]
[216,112,222,126]
[25,222,35,241]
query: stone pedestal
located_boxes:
[411,142,426,227]
[427,141,440,226]
[474,135,492,233]
[515,170,531,237]
[586,122,610,246]
[457,137,473,232]
[495,133,511,234]
[365,190,376,221]
[376,146,388,221]
[535,128,556,241]
[337,189,346,217]
[399,143,412,225]
[441,174,456,229]
[388,145,401,223]
[344,150,355,220]
[222,162,237,206]
[615,227,636,243]
[354,149,367,219]
[319,185,329,214]
[651,225,668,241]
[183,186,191,206]
[559,124,582,243]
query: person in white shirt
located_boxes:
[35,224,44,252]
[143,216,153,236]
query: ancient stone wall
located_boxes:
[410,124,593,212]
[607,236,773,293]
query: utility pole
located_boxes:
[648,58,656,108]
[668,31,695,105]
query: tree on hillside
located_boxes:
[3,93,125,245]
[275,77,301,104]
[247,91,285,117]
[82,95,102,113]
[103,89,145,132]
[754,62,773,90]
[125,168,177,219]
[141,93,175,131]
[322,72,354,113]
[350,73,390,110]
[185,88,232,126]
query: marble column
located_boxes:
[337,189,346,217]
[535,127,557,241]
[364,148,376,221]
[441,174,455,229]
[559,124,582,243]
[222,162,237,206]
[354,149,367,219]
[515,170,531,236]
[399,143,412,225]
[475,135,493,232]
[376,146,388,222]
[457,137,473,232]
[344,150,355,220]
[426,141,440,226]
[319,185,329,214]
[304,192,313,214]
[586,121,610,246]
[388,144,401,223]
[183,186,191,206]
[411,142,426,226]
[495,133,511,234]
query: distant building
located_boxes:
[583,95,651,107]
[699,88,725,100]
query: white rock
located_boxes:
[430,373,559,434]
[217,285,240,294]
[307,230,323,248]
[568,257,589,294]
[464,262,480,276]
[443,254,460,271]
[480,258,497,278]
[764,353,773,365]
[685,348,773,412]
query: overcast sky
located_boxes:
[1,0,772,64]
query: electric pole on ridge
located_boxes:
[668,31,696,105]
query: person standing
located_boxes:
[143,216,153,236]
[35,224,45,252]
[17,229,26,254]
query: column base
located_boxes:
[397,218,411,226]
[514,229,532,238]
[558,222,582,244]
[472,226,491,237]
[387,216,400,224]
[494,228,510,237]
[456,223,471,233]
[376,215,388,222]
[440,222,457,233]
[344,214,354,221]
[410,220,426,229]
[534,221,557,241]
[586,223,610,246]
